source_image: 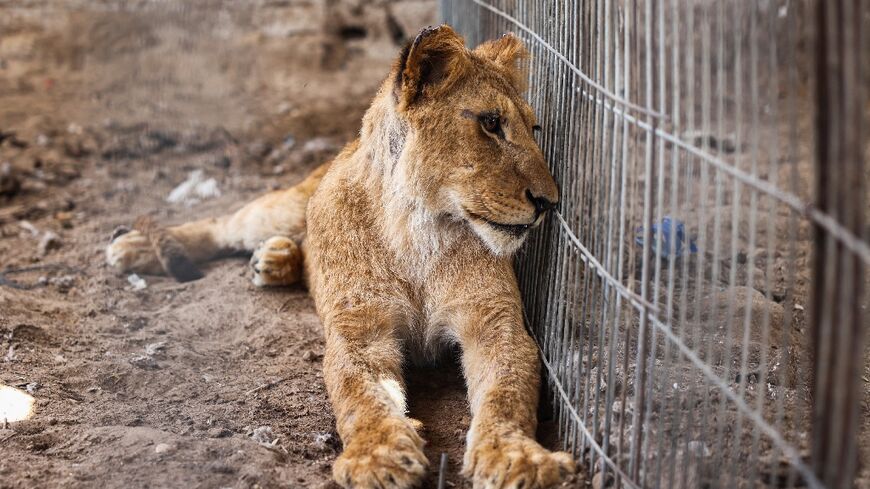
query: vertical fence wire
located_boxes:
[442,0,868,488]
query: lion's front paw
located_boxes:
[463,433,575,489]
[250,236,302,287]
[105,228,163,275]
[332,419,428,489]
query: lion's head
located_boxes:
[388,25,559,256]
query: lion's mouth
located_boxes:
[467,211,532,238]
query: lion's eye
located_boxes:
[479,114,502,134]
[532,124,542,132]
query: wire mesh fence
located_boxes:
[441,1,868,488]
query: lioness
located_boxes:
[106,25,575,489]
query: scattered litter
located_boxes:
[0,264,82,290]
[130,355,159,370]
[635,217,698,259]
[144,342,166,356]
[794,303,805,311]
[281,134,296,150]
[251,426,277,445]
[166,170,221,206]
[47,275,76,292]
[127,273,147,291]
[37,231,61,255]
[19,220,40,236]
[311,432,333,452]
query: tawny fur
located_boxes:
[106,26,574,489]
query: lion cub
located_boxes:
[107,25,574,489]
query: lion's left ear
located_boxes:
[394,25,469,110]
[474,33,530,91]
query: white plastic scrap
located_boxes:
[166,170,221,206]
[127,273,147,291]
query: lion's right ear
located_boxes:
[394,25,469,110]
[473,33,530,91]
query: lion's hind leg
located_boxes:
[249,236,304,287]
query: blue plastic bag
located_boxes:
[635,217,698,259]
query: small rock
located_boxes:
[591,470,614,489]
[275,102,292,115]
[251,426,276,445]
[207,427,233,438]
[124,317,148,331]
[246,140,272,160]
[206,154,231,169]
[206,461,236,474]
[687,440,711,457]
[154,443,173,454]
[25,382,40,394]
[0,162,21,198]
[54,211,74,228]
[38,231,61,255]
[302,350,321,362]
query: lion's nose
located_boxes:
[526,189,557,216]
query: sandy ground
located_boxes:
[0,2,577,488]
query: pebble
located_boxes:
[302,350,321,362]
[154,443,173,454]
[251,426,276,445]
[207,427,233,438]
[591,471,614,489]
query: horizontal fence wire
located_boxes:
[442,0,868,488]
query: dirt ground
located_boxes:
[0,2,575,488]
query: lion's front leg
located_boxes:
[324,308,429,489]
[459,307,576,489]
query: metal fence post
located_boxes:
[811,1,866,488]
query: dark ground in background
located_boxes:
[0,2,580,488]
